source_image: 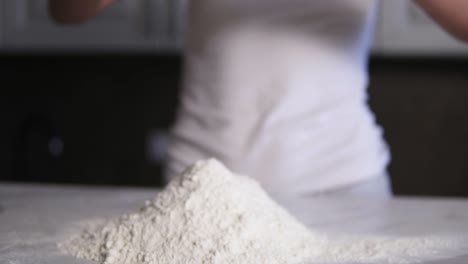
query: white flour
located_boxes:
[60,159,464,264]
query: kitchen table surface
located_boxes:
[1,182,468,264]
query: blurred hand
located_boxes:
[48,0,115,24]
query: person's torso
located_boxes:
[168,0,390,195]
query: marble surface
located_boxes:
[1,183,468,264]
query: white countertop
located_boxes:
[1,183,468,264]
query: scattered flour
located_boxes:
[60,159,465,264]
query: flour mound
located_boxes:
[60,159,466,264]
[60,159,316,264]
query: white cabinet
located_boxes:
[1,0,467,55]
[0,1,4,48]
[2,0,176,52]
[376,0,468,56]
[171,0,188,49]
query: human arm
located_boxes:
[48,0,115,24]
[414,0,468,42]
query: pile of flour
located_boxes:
[60,159,464,264]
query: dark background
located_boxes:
[1,55,467,197]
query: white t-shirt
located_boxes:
[167,0,390,195]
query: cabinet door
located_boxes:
[170,0,188,49]
[3,0,174,52]
[0,1,3,48]
[0,0,5,49]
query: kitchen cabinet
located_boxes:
[0,55,181,186]
[1,0,466,55]
[0,1,4,47]
[1,0,177,52]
